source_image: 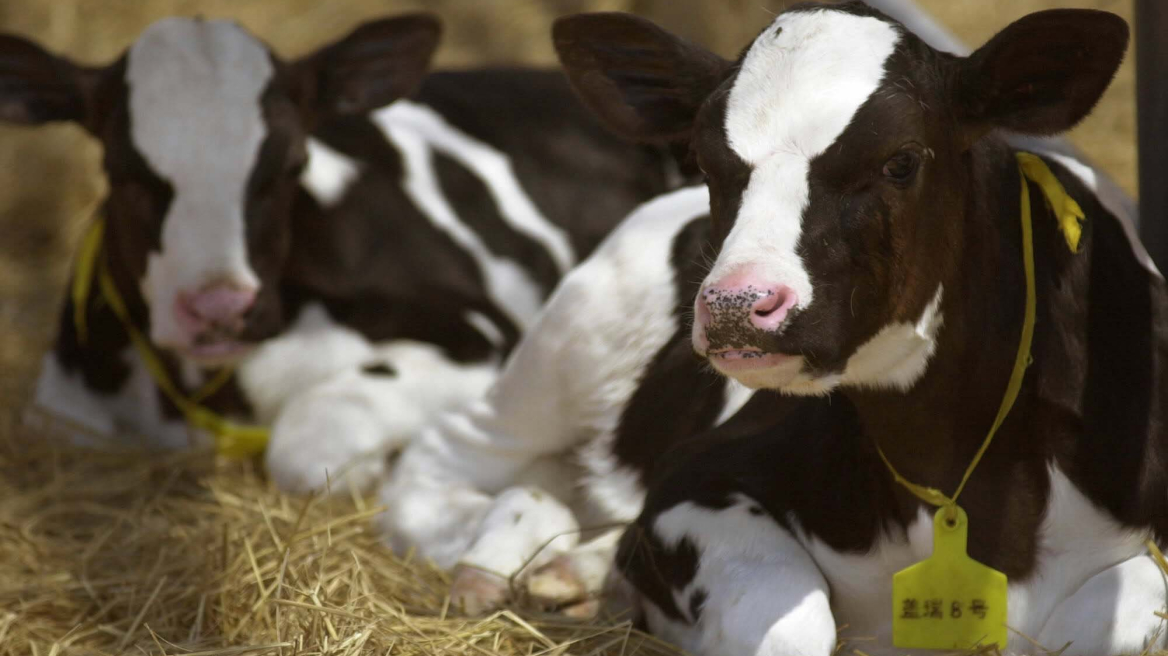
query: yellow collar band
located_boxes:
[70,217,270,458]
[878,151,1079,516]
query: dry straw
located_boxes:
[0,418,685,656]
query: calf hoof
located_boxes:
[526,555,587,607]
[561,598,601,619]
[451,565,510,616]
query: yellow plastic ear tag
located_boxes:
[892,506,1008,650]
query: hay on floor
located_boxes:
[0,420,682,656]
[6,419,1168,656]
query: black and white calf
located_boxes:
[2,14,677,490]
[378,185,755,613]
[382,3,1168,655]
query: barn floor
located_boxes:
[0,1,1147,654]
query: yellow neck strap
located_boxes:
[878,151,1083,518]
[71,216,270,458]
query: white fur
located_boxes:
[237,304,373,422]
[704,10,901,315]
[301,138,361,208]
[577,448,647,525]
[264,340,496,494]
[645,496,837,656]
[380,101,576,274]
[457,486,582,577]
[716,380,756,424]
[374,112,544,331]
[1036,553,1168,654]
[127,18,272,350]
[31,349,194,450]
[838,283,944,391]
[32,354,117,439]
[463,309,506,350]
[237,303,496,494]
[381,454,579,570]
[1044,152,1163,280]
[382,474,494,569]
[795,506,934,651]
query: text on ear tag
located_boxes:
[891,506,1008,650]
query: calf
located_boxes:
[555,3,1167,655]
[2,14,676,491]
[382,3,1168,655]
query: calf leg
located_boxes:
[241,304,495,494]
[526,528,625,611]
[451,485,582,615]
[1036,551,1168,655]
[381,453,578,572]
[622,496,836,656]
[262,344,494,495]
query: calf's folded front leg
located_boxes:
[621,495,836,656]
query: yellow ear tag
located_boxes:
[892,506,1008,650]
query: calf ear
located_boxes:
[553,13,729,145]
[955,9,1128,136]
[0,34,99,126]
[293,13,440,122]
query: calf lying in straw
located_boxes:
[382,3,1168,655]
[1,13,677,491]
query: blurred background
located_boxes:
[0,0,1137,417]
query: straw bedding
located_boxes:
[0,418,687,656]
[0,0,1141,654]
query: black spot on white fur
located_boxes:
[361,361,398,377]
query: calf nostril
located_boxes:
[752,293,783,318]
[748,287,797,330]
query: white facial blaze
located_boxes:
[127,18,273,348]
[707,10,901,307]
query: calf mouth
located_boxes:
[707,347,797,368]
[182,330,257,366]
[704,345,805,389]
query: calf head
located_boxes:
[555,2,1127,393]
[0,14,440,365]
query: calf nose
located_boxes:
[696,279,799,333]
[748,285,798,331]
[176,284,257,334]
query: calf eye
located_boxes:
[882,151,920,183]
